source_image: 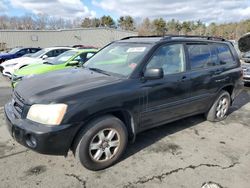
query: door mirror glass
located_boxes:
[66,60,79,66]
[144,68,164,80]
[42,55,48,60]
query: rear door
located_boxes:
[185,42,219,113]
[186,42,236,113]
[140,43,191,129]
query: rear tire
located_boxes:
[206,91,231,122]
[74,115,128,171]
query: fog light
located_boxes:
[26,134,37,148]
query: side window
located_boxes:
[146,44,185,75]
[45,50,54,57]
[187,44,215,70]
[216,44,235,65]
[73,55,83,62]
[30,48,39,53]
[17,49,27,55]
[86,52,95,60]
[53,50,62,57]
[60,49,69,54]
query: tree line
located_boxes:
[0,14,249,39]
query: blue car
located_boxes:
[0,47,41,63]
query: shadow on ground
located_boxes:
[122,87,250,162]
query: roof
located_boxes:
[70,48,99,54]
[43,47,75,51]
[119,35,228,44]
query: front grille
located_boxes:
[12,92,25,118]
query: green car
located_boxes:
[12,49,98,87]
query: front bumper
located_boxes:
[4,102,81,155]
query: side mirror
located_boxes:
[66,60,79,66]
[42,55,48,60]
[238,34,250,52]
[144,68,164,80]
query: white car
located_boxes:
[0,47,73,78]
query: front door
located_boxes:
[140,43,191,129]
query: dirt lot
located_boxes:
[0,75,250,188]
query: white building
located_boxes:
[0,28,137,50]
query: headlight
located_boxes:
[27,104,68,125]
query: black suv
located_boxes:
[4,35,243,170]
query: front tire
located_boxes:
[206,91,231,122]
[74,115,128,171]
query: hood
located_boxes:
[0,53,13,59]
[238,33,250,52]
[2,57,39,66]
[15,68,121,104]
[15,63,62,76]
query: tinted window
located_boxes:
[53,50,62,56]
[216,44,235,65]
[147,44,185,75]
[30,48,40,53]
[187,44,215,70]
[45,50,54,57]
[17,49,28,55]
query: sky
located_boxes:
[0,0,250,23]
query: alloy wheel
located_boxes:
[89,128,120,162]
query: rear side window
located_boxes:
[215,44,235,65]
[187,44,215,70]
[30,48,39,53]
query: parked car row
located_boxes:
[4,35,244,171]
[11,49,98,87]
[0,47,41,63]
[0,46,98,87]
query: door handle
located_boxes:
[181,75,187,82]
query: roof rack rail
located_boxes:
[121,35,163,40]
[121,35,226,41]
[163,35,226,41]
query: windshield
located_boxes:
[85,42,152,76]
[48,50,78,65]
[8,48,21,54]
[30,49,47,58]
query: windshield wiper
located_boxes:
[88,67,111,76]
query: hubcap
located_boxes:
[216,96,229,119]
[89,128,120,162]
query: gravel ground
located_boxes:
[0,75,250,188]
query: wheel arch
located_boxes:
[70,109,137,153]
[219,84,234,104]
[19,64,28,69]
